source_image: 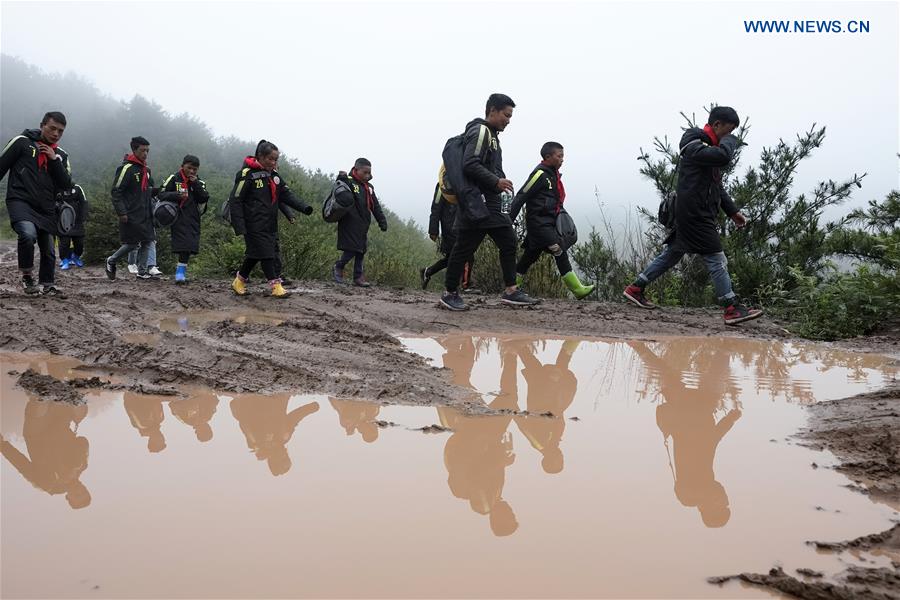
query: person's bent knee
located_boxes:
[13,221,38,244]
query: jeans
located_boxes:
[445,226,517,292]
[335,251,365,280]
[128,240,156,267]
[110,243,150,274]
[13,221,55,284]
[638,246,735,301]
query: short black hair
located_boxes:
[182,154,200,167]
[354,157,372,169]
[130,136,150,151]
[41,111,67,127]
[541,141,564,159]
[485,93,515,117]
[255,139,278,159]
[708,106,740,127]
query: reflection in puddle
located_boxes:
[1,338,897,599]
[157,310,285,332]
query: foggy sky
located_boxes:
[2,0,897,230]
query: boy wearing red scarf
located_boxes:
[623,106,763,325]
[509,142,595,300]
[331,158,387,287]
[0,111,72,295]
[161,155,209,284]
[105,136,157,280]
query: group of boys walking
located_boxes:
[2,96,762,325]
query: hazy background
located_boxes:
[1,0,897,231]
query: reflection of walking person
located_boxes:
[629,341,740,527]
[125,393,168,453]
[1,399,91,509]
[435,337,522,536]
[230,394,319,476]
[513,339,580,474]
[170,391,219,443]
[330,398,380,443]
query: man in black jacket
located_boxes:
[331,158,387,287]
[623,107,763,325]
[420,183,476,291]
[440,94,539,311]
[0,111,72,295]
[105,136,157,280]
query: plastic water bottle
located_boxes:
[500,190,513,214]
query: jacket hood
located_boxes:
[22,129,42,141]
[466,117,491,132]
[680,127,711,148]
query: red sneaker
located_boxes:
[723,303,764,325]
[623,285,656,309]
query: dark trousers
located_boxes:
[445,226,517,292]
[426,256,474,288]
[58,236,84,258]
[239,257,277,281]
[13,221,56,284]
[516,247,572,276]
[274,238,284,277]
[335,250,365,279]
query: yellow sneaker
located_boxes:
[270,281,289,298]
[232,275,247,296]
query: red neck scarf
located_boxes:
[541,161,566,214]
[351,169,374,212]
[125,154,149,190]
[244,156,278,204]
[702,124,720,146]
[178,169,191,207]
[36,141,58,171]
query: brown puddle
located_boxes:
[1,337,897,599]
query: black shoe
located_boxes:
[501,289,541,306]
[105,258,117,280]
[279,276,294,287]
[420,267,431,290]
[440,291,468,311]
[40,284,66,298]
[22,275,40,295]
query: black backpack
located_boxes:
[441,133,490,223]
[322,179,353,223]
[555,209,578,250]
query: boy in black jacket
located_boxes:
[509,142,595,299]
[160,155,209,284]
[623,107,762,325]
[0,111,72,295]
[58,184,89,270]
[420,183,476,291]
[331,158,387,287]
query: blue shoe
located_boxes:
[175,264,187,284]
[72,254,84,268]
[60,258,71,270]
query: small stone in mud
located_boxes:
[417,424,450,434]
[811,462,819,469]
[374,420,397,428]
[569,416,580,421]
[540,411,554,417]
[796,568,824,578]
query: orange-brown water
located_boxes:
[1,336,896,599]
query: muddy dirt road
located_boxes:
[1,242,896,406]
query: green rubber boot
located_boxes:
[562,271,595,300]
